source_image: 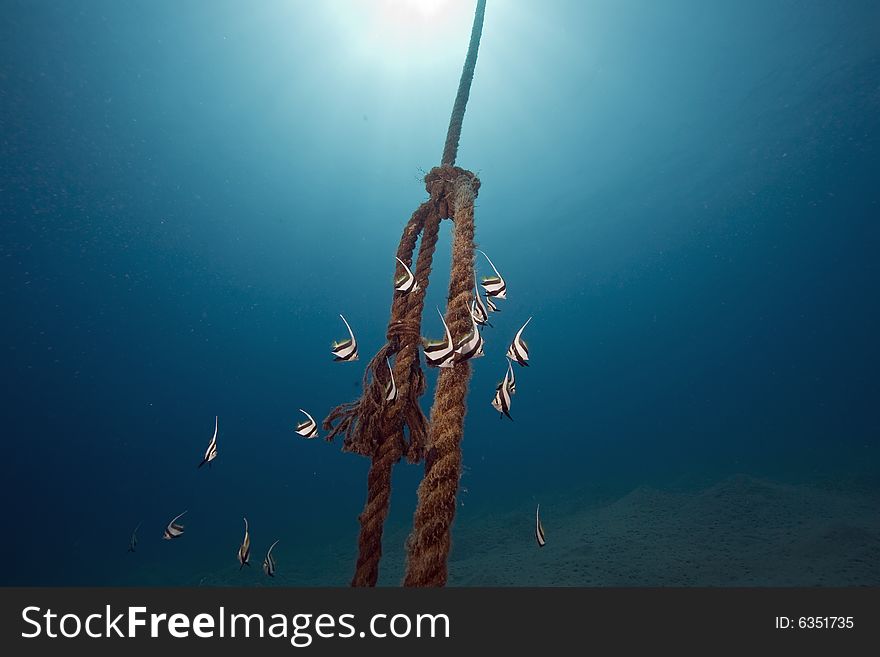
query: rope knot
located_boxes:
[424,167,481,220]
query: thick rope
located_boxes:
[324,172,453,587]
[441,0,487,167]
[325,0,488,587]
[403,173,478,586]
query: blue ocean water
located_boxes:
[1,0,878,586]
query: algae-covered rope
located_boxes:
[441,0,487,167]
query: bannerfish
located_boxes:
[128,522,141,552]
[263,539,280,577]
[486,297,500,313]
[536,504,546,547]
[491,363,514,420]
[506,357,516,395]
[455,312,485,362]
[163,510,187,540]
[331,314,358,362]
[394,256,420,294]
[295,409,319,439]
[197,415,219,469]
[385,357,397,402]
[423,308,455,368]
[477,249,507,300]
[238,517,251,569]
[506,316,533,366]
[471,272,492,327]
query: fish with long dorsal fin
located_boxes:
[197,415,219,469]
[535,504,546,547]
[394,256,420,294]
[506,357,516,395]
[295,409,319,439]
[491,361,514,420]
[163,510,187,540]
[263,539,280,577]
[486,297,500,313]
[331,314,358,362]
[506,316,532,366]
[471,272,492,327]
[422,307,455,368]
[128,522,141,552]
[455,312,485,363]
[477,249,507,300]
[385,357,397,402]
[238,517,251,569]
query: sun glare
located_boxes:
[319,0,473,73]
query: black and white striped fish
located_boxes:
[197,415,218,469]
[471,272,492,327]
[263,539,280,577]
[491,362,514,420]
[486,296,500,313]
[394,257,420,294]
[477,250,507,300]
[535,504,546,547]
[455,313,485,362]
[506,316,533,366]
[295,409,319,439]
[506,357,516,395]
[385,357,397,402]
[163,510,187,540]
[331,314,358,362]
[238,517,251,569]
[128,522,141,552]
[423,308,455,368]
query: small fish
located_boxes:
[536,504,546,547]
[470,272,492,327]
[263,539,280,577]
[197,415,219,469]
[295,409,319,439]
[506,357,516,395]
[506,316,533,366]
[128,522,141,552]
[486,296,500,313]
[385,357,397,402]
[477,249,507,299]
[163,510,187,540]
[423,308,455,368]
[455,312,485,362]
[394,256,420,293]
[331,314,358,362]
[491,362,514,420]
[238,517,251,569]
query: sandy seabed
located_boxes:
[185,472,879,587]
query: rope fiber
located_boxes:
[322,0,487,587]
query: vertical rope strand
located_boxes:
[403,175,477,586]
[441,0,487,166]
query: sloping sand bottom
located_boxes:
[185,473,879,587]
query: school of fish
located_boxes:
[132,248,546,572]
